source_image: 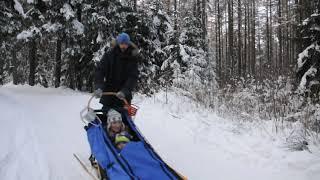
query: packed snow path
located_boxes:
[0,85,320,180]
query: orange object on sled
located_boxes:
[127,104,139,117]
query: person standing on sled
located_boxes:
[94,32,139,108]
[89,33,138,166]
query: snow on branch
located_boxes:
[72,20,84,35]
[60,3,75,21]
[297,44,315,69]
[16,26,41,41]
[14,0,26,18]
[299,66,317,91]
[42,22,63,33]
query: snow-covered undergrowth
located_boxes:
[210,78,320,142]
[1,84,320,180]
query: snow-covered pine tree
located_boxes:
[161,9,211,101]
[138,0,176,93]
[297,3,320,102]
[150,6,175,93]
[0,1,11,85]
[0,0,25,85]
[12,0,50,87]
[128,1,173,94]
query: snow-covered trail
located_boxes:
[0,85,320,180]
[0,85,92,180]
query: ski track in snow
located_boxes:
[0,85,320,180]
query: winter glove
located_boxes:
[116,91,126,100]
[93,88,103,99]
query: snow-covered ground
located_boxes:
[0,85,320,180]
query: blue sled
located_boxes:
[85,108,186,180]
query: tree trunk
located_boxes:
[228,0,234,78]
[76,3,82,90]
[225,4,229,82]
[277,0,283,76]
[269,0,273,70]
[266,0,270,73]
[174,0,177,31]
[11,49,18,85]
[0,56,3,85]
[251,0,256,77]
[257,23,262,81]
[217,0,222,85]
[54,38,62,88]
[68,58,75,90]
[237,0,242,78]
[134,0,137,11]
[28,39,37,86]
[167,0,171,13]
[244,0,248,77]
[197,0,201,18]
[201,0,207,51]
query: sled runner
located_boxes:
[79,92,187,180]
[73,153,100,180]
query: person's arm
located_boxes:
[94,53,108,90]
[121,58,139,96]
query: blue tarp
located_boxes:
[86,119,179,180]
[121,141,176,180]
[87,124,133,180]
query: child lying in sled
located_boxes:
[106,109,132,149]
[115,134,130,150]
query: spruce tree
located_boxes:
[297,4,320,102]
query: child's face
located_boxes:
[116,142,127,150]
[110,121,122,133]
